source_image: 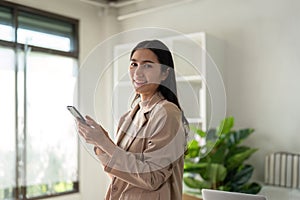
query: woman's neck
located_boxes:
[140,91,157,102]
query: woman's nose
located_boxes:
[134,64,144,76]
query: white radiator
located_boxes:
[265,152,300,188]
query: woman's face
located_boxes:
[129,49,168,101]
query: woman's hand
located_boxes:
[77,115,115,155]
[77,115,103,145]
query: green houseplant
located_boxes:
[183,116,261,197]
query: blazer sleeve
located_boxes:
[103,102,186,191]
[93,113,128,166]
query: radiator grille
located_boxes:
[265,152,300,188]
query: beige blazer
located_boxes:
[96,93,186,200]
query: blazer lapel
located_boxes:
[116,92,165,151]
[115,104,139,146]
[123,112,148,151]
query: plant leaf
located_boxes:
[228,128,254,146]
[227,146,251,160]
[186,140,200,158]
[210,144,227,164]
[216,116,234,136]
[238,182,262,194]
[206,163,227,184]
[190,126,206,137]
[184,162,207,173]
[183,176,211,190]
[227,164,254,188]
[226,148,258,170]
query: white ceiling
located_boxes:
[80,0,195,20]
[80,0,146,8]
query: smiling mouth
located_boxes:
[134,80,147,88]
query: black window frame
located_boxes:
[0,0,79,58]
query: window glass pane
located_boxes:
[17,28,71,51]
[22,51,78,198]
[17,11,74,52]
[18,11,73,37]
[0,6,14,42]
[0,46,16,199]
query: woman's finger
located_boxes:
[85,115,99,128]
[78,127,87,138]
[77,119,91,130]
[85,115,94,121]
[85,115,109,137]
[77,121,92,139]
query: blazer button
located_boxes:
[112,186,118,192]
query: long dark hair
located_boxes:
[130,40,189,126]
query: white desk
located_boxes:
[260,185,300,200]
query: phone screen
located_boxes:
[67,106,86,123]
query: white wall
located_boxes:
[118,0,300,183]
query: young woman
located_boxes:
[77,40,188,200]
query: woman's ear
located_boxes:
[161,68,170,81]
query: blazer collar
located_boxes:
[140,92,165,114]
[116,92,165,148]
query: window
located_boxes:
[0,2,79,199]
[17,11,75,51]
[0,46,16,200]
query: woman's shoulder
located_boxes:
[159,99,180,110]
[154,99,182,116]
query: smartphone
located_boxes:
[67,106,86,123]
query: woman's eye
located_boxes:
[143,64,152,68]
[130,62,138,67]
